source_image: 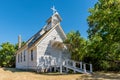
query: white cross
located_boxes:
[51,6,57,14]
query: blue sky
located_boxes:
[0,0,98,44]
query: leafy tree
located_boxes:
[64,31,87,61]
[15,41,26,50]
[0,41,26,67]
[87,0,120,71]
[0,42,16,67]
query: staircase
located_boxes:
[62,59,93,74]
[37,55,57,73]
[37,56,93,74]
[37,61,44,73]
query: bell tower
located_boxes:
[44,6,62,31]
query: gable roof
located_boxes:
[29,23,64,49]
[16,26,51,52]
[28,28,51,48]
[46,12,62,23]
[27,28,50,48]
[16,12,66,53]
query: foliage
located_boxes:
[15,41,26,50]
[0,42,26,67]
[87,0,120,71]
[64,31,87,61]
[64,0,120,71]
[0,42,16,67]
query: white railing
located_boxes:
[37,55,57,73]
[37,62,44,73]
[63,59,93,74]
[37,56,93,74]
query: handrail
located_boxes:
[37,55,58,72]
[64,59,91,65]
[37,56,93,74]
[63,59,93,73]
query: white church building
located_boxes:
[16,6,92,74]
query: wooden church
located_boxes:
[16,6,70,72]
[16,6,92,74]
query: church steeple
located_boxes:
[51,6,57,14]
[43,3,62,31]
[43,2,62,31]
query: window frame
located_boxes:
[24,50,26,62]
[31,50,33,61]
[18,54,20,63]
[21,52,22,62]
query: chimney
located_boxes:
[18,35,22,49]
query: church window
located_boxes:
[53,37,56,40]
[18,54,19,63]
[24,50,26,61]
[31,50,33,61]
[52,36,56,40]
[21,52,22,62]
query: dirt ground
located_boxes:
[0,68,120,80]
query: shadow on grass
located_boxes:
[3,68,81,76]
[3,67,31,73]
[76,72,120,80]
[2,68,120,79]
[37,72,82,76]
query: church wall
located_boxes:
[16,47,28,69]
[16,13,70,71]
[36,25,70,66]
[16,25,70,70]
[27,47,37,70]
[16,47,37,70]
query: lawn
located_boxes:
[0,68,120,80]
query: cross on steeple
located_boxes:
[51,6,57,14]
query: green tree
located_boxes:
[15,41,26,50]
[64,31,87,61]
[87,0,120,71]
[0,42,16,67]
[0,41,26,68]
